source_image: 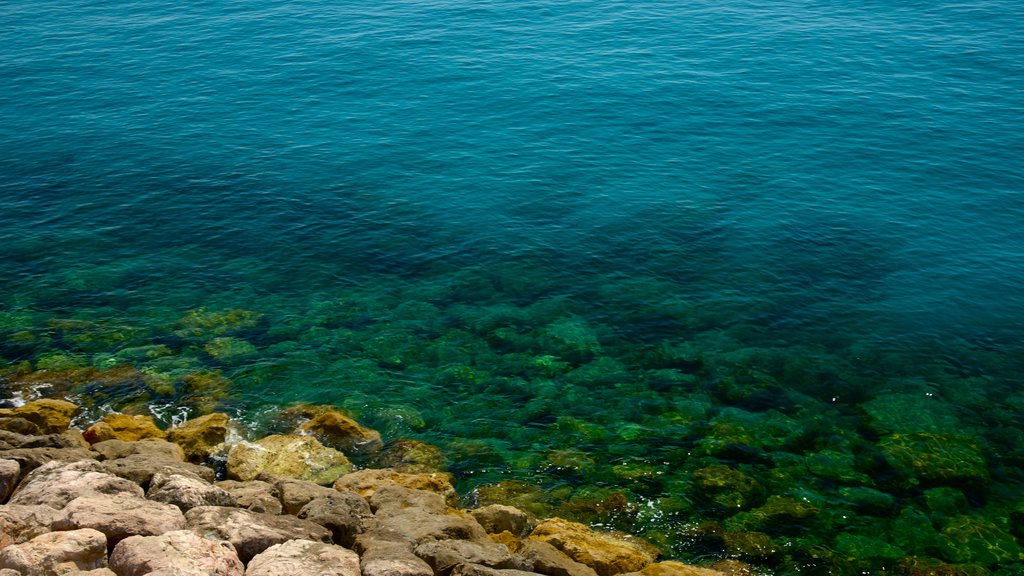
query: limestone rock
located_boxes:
[0,399,78,435]
[472,505,529,536]
[215,480,282,515]
[90,439,184,462]
[297,491,371,547]
[0,505,62,548]
[369,485,448,514]
[519,540,598,576]
[185,505,332,563]
[334,469,458,505]
[269,476,337,515]
[369,507,489,545]
[246,539,361,576]
[449,564,541,576]
[529,519,657,576]
[109,530,244,576]
[296,410,383,455]
[52,494,186,548]
[166,413,232,462]
[99,453,215,487]
[0,528,107,576]
[147,471,237,511]
[8,460,143,509]
[83,414,166,444]
[0,447,96,475]
[378,440,447,473]
[227,435,351,486]
[357,536,434,576]
[414,539,525,574]
[1,459,18,503]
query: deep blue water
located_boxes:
[2,0,1024,573]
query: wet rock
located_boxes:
[519,540,598,576]
[692,466,762,511]
[862,393,961,435]
[246,539,361,576]
[335,468,458,505]
[378,440,447,473]
[8,460,143,509]
[215,480,282,515]
[296,409,383,455]
[0,459,18,503]
[0,447,97,475]
[109,530,243,576]
[297,491,370,547]
[99,453,215,488]
[706,560,753,576]
[723,496,818,534]
[528,518,657,576]
[166,413,232,462]
[0,505,61,548]
[0,528,107,576]
[147,471,237,511]
[472,505,529,536]
[415,539,524,574]
[268,475,336,515]
[52,494,186,549]
[227,435,352,486]
[939,515,1022,565]
[184,505,332,563]
[83,414,166,444]
[721,531,777,561]
[878,433,988,484]
[0,399,78,435]
[90,438,184,461]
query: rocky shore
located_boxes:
[0,398,744,576]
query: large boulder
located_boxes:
[52,494,186,549]
[245,539,361,576]
[0,459,18,503]
[368,484,448,515]
[414,539,525,573]
[519,540,598,576]
[334,469,458,505]
[215,480,282,515]
[0,447,96,475]
[0,399,78,435]
[0,505,62,548]
[297,491,372,547]
[185,505,333,564]
[166,413,232,462]
[90,439,184,462]
[368,507,489,545]
[109,530,244,576]
[8,460,143,509]
[0,528,107,576]
[99,453,215,487]
[83,414,166,444]
[269,476,337,515]
[355,533,434,576]
[0,430,88,450]
[227,435,351,486]
[528,519,657,576]
[147,471,237,511]
[296,410,383,455]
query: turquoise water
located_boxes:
[2,0,1024,572]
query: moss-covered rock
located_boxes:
[692,465,763,511]
[174,308,263,339]
[724,495,819,534]
[879,433,988,484]
[227,434,352,485]
[377,439,446,473]
[939,516,1023,565]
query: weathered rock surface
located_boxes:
[52,494,186,548]
[8,460,143,509]
[0,528,107,576]
[0,430,88,450]
[109,530,244,576]
[450,564,540,576]
[0,459,18,502]
[269,475,337,515]
[0,505,62,548]
[215,480,283,515]
[227,435,351,485]
[0,447,96,475]
[414,539,526,574]
[296,410,383,455]
[519,540,598,576]
[529,519,657,576]
[297,491,371,547]
[0,400,78,435]
[630,562,726,576]
[369,507,489,545]
[90,439,184,462]
[99,453,215,487]
[82,414,166,444]
[369,485,448,514]
[335,469,457,505]
[147,471,237,511]
[185,505,333,563]
[378,440,446,473]
[166,413,232,462]
[356,534,434,576]
[245,539,361,576]
[472,505,529,536]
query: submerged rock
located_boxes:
[878,433,988,484]
[378,439,447,473]
[227,435,352,485]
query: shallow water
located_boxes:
[2,0,1024,573]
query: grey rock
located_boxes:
[0,430,87,450]
[215,480,282,515]
[8,460,143,509]
[0,505,62,548]
[147,471,237,511]
[519,541,599,576]
[471,505,529,536]
[451,564,541,576]
[414,540,524,574]
[369,508,489,545]
[99,454,214,488]
[0,528,107,576]
[52,494,186,549]
[109,530,244,576]
[369,485,448,515]
[185,505,332,564]
[1,459,18,503]
[0,448,96,475]
[266,475,336,515]
[358,537,433,576]
[245,539,360,576]
[90,439,184,462]
[296,491,370,547]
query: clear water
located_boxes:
[2,0,1024,573]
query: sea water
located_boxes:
[2,0,1023,573]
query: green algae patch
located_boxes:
[939,516,1023,566]
[879,433,988,484]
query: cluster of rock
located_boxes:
[0,398,739,576]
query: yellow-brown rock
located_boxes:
[227,434,352,486]
[640,561,726,576]
[167,413,231,462]
[377,439,446,473]
[529,518,658,576]
[333,468,457,504]
[296,410,382,455]
[83,414,166,444]
[0,399,78,434]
